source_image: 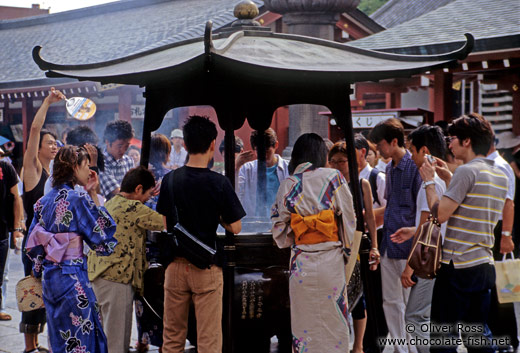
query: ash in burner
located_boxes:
[240,216,272,234]
[218,216,272,235]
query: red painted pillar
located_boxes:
[434,71,453,122]
[118,87,132,122]
[512,84,520,135]
[472,81,480,113]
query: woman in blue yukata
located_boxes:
[271,133,358,353]
[25,145,118,353]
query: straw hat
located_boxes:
[496,131,520,150]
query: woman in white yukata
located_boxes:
[271,133,357,353]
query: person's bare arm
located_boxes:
[511,161,520,179]
[420,158,458,223]
[222,219,242,234]
[23,88,65,190]
[423,187,458,224]
[85,170,101,207]
[11,183,23,228]
[396,211,429,288]
[362,180,377,246]
[500,198,515,254]
[361,179,379,270]
[11,183,25,246]
[373,206,385,228]
[433,157,453,187]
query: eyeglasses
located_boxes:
[446,136,458,144]
[329,159,348,165]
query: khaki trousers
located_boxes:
[92,277,135,353]
[162,258,223,353]
[380,254,411,353]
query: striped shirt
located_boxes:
[442,157,508,268]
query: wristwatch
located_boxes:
[422,180,435,189]
[502,231,512,237]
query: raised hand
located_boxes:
[85,169,99,194]
[84,144,98,168]
[419,156,436,183]
[433,157,452,184]
[235,150,256,171]
[48,87,66,104]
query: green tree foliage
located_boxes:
[358,0,389,15]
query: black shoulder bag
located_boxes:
[159,169,216,269]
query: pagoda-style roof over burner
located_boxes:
[33,21,473,90]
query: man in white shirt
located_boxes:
[238,128,289,217]
[486,133,516,352]
[167,129,188,169]
[487,142,515,256]
[495,131,520,351]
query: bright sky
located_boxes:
[0,0,117,13]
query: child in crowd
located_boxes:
[88,166,165,353]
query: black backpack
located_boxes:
[368,168,382,206]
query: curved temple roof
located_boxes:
[33,21,474,88]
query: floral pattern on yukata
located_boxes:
[332,284,349,325]
[272,164,356,352]
[26,184,117,353]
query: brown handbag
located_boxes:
[407,203,442,279]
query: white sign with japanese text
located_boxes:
[351,114,397,128]
[131,105,145,119]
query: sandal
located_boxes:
[0,312,12,320]
[37,347,50,353]
[135,342,149,353]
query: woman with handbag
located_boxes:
[328,141,379,353]
[25,145,118,353]
[271,133,357,352]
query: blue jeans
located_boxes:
[0,237,8,311]
[430,262,495,353]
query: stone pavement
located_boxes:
[0,249,163,353]
[1,248,466,353]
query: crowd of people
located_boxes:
[0,87,520,353]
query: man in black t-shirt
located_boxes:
[0,160,23,321]
[157,116,245,353]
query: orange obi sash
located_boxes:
[290,209,339,245]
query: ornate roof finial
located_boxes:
[231,1,261,27]
[234,1,259,19]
